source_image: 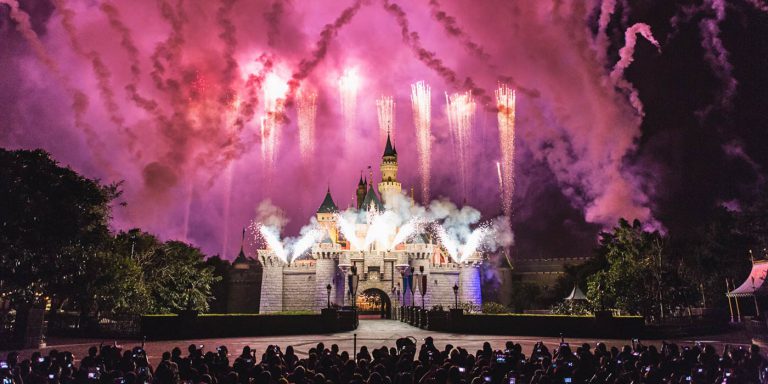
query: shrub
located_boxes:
[482,301,510,314]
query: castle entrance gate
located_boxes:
[356,288,392,319]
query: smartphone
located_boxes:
[458,367,466,373]
[38,357,45,363]
[509,378,516,384]
[3,378,12,384]
[48,374,55,380]
[0,361,7,369]
[567,361,573,367]
[496,354,506,363]
[564,379,572,383]
[484,376,492,383]
[645,366,651,373]
[685,376,692,382]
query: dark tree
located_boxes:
[0,149,119,307]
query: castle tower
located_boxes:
[227,229,263,313]
[356,174,367,210]
[378,132,401,203]
[316,188,339,243]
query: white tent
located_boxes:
[726,259,768,321]
[565,285,587,301]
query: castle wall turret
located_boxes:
[314,253,338,310]
[458,263,482,308]
[259,253,285,313]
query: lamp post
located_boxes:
[453,283,459,309]
[326,284,332,308]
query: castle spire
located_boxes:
[383,131,396,157]
[235,227,247,263]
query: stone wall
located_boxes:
[282,266,316,311]
[259,256,284,313]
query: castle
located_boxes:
[256,134,482,317]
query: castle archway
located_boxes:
[356,288,392,319]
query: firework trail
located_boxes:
[217,0,240,108]
[411,81,432,204]
[594,0,617,61]
[0,0,61,74]
[445,91,476,202]
[381,0,493,106]
[698,0,736,113]
[288,0,364,102]
[495,84,516,219]
[264,0,285,47]
[746,0,768,13]
[427,0,490,61]
[338,68,360,142]
[610,23,660,116]
[297,88,318,162]
[377,96,395,144]
[53,0,132,142]
[1,0,116,175]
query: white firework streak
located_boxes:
[336,213,364,250]
[377,96,395,144]
[338,68,360,142]
[445,91,476,201]
[411,81,432,204]
[297,89,318,162]
[495,84,516,219]
[258,224,288,262]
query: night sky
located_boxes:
[1,0,766,260]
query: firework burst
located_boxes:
[377,96,395,144]
[338,67,360,142]
[297,88,318,162]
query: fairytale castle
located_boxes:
[256,134,483,317]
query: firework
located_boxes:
[411,81,432,204]
[495,84,516,218]
[261,73,288,172]
[336,213,364,250]
[445,91,476,201]
[496,161,503,201]
[258,224,288,262]
[338,67,360,142]
[377,96,395,144]
[297,88,318,162]
[435,223,487,263]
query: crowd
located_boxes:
[1,337,766,384]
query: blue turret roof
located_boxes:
[317,188,338,213]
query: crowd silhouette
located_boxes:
[1,337,766,384]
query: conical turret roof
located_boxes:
[383,132,396,157]
[317,188,339,213]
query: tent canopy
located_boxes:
[727,260,768,298]
[565,286,587,301]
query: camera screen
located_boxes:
[0,361,7,369]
